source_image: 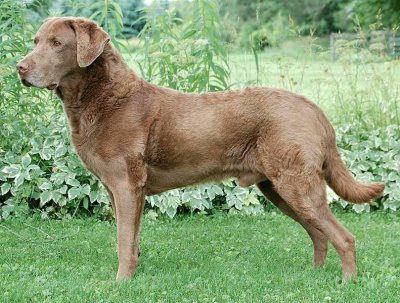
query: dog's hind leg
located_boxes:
[270,173,357,280]
[257,180,328,266]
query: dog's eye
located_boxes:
[33,38,38,45]
[52,39,61,47]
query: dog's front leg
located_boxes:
[106,177,145,281]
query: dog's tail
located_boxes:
[324,147,384,203]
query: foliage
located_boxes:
[348,0,400,31]
[26,0,145,39]
[329,123,400,212]
[147,181,264,219]
[0,115,112,220]
[218,0,400,41]
[138,0,230,92]
[238,12,291,50]
[119,0,146,37]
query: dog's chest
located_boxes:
[70,132,100,176]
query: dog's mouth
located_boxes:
[20,78,57,90]
[46,83,58,90]
[21,78,32,87]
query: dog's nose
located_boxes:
[16,62,28,74]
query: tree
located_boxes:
[352,0,400,30]
[120,0,146,37]
[25,0,145,37]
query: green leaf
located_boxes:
[166,206,177,218]
[89,190,99,203]
[66,178,80,187]
[2,164,21,178]
[2,204,14,213]
[83,197,89,210]
[1,183,11,195]
[21,153,31,168]
[40,147,52,160]
[68,187,81,200]
[40,191,52,207]
[54,145,67,158]
[39,181,53,190]
[59,185,68,194]
[81,184,91,196]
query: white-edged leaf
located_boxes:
[2,165,21,178]
[81,184,91,195]
[1,183,11,195]
[89,190,99,203]
[40,147,52,160]
[14,172,26,188]
[2,204,14,213]
[68,187,81,200]
[40,191,52,207]
[59,185,68,194]
[66,178,80,187]
[39,181,53,190]
[21,153,31,168]
[166,206,177,218]
[55,145,67,158]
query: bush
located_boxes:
[238,12,291,50]
[329,123,400,212]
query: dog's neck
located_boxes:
[56,44,141,134]
[56,44,139,105]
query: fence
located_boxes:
[330,31,400,60]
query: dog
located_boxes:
[17,17,384,281]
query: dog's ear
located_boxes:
[70,18,110,68]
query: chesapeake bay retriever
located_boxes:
[17,17,384,281]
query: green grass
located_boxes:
[1,211,399,302]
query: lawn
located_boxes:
[1,211,399,302]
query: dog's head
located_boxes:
[16,17,110,90]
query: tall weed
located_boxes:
[138,0,230,92]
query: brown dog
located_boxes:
[17,17,384,281]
